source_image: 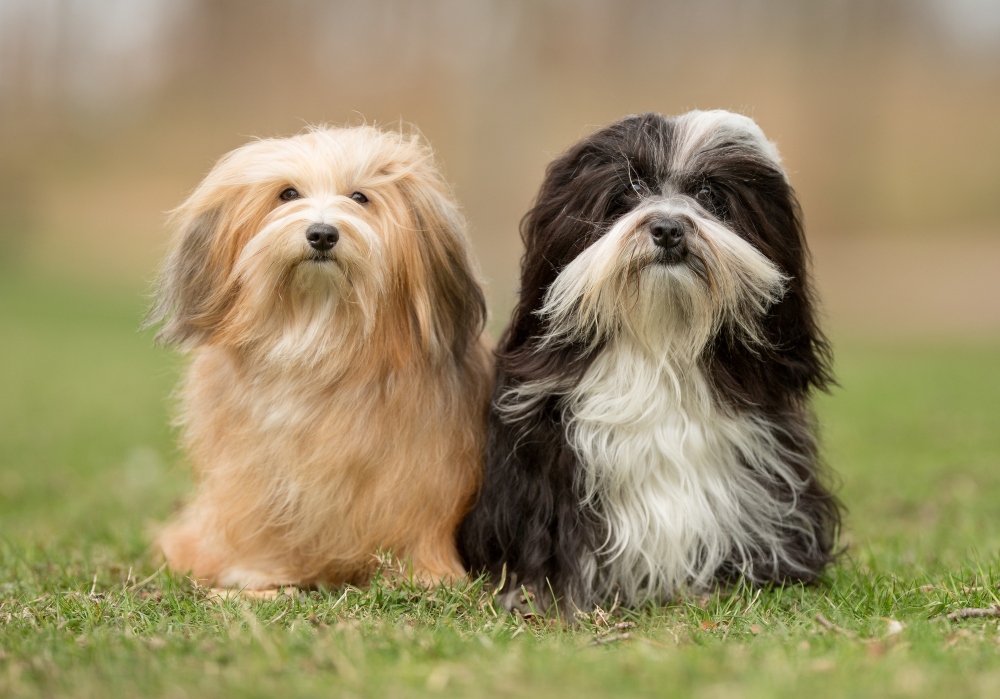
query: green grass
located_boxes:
[2,270,1000,698]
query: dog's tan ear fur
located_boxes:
[397,165,486,363]
[145,204,228,346]
[145,170,271,347]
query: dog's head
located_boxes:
[147,126,484,367]
[506,111,830,405]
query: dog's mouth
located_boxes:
[294,252,344,277]
[305,252,336,264]
[642,243,709,283]
[654,246,688,266]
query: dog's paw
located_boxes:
[497,582,552,616]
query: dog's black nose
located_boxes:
[306,223,339,252]
[650,218,686,249]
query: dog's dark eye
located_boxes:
[351,191,369,205]
[631,181,648,197]
[694,184,727,218]
[279,187,300,202]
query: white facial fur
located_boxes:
[233,192,387,367]
[537,198,787,356]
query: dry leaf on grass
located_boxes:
[883,618,906,636]
[589,632,632,646]
[945,606,1000,621]
[815,613,856,638]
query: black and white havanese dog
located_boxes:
[459,110,841,612]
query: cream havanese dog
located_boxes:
[145,125,491,590]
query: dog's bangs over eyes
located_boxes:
[275,186,369,205]
[604,175,653,223]
[689,181,727,219]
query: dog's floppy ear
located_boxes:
[494,118,653,386]
[398,171,486,363]
[144,192,239,347]
[703,118,833,408]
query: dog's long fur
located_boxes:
[459,110,840,611]
[147,126,492,589]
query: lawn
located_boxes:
[2,269,1000,698]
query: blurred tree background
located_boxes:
[0,0,998,336]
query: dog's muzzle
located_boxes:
[650,217,688,264]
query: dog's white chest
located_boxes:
[564,338,786,601]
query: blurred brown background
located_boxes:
[1,0,998,337]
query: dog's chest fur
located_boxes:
[563,337,793,603]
